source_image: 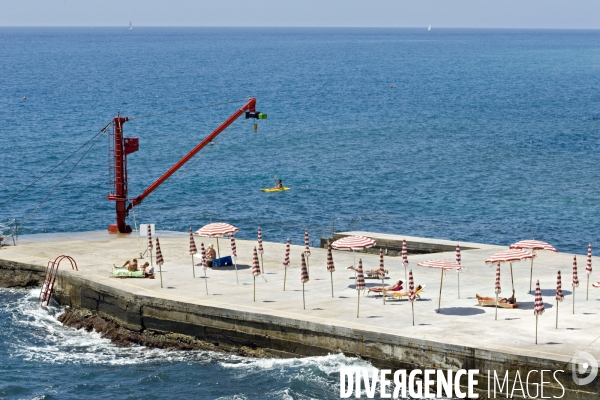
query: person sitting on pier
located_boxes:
[346,265,388,277]
[120,258,138,272]
[368,280,403,293]
[142,262,154,278]
[206,244,217,268]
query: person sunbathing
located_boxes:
[476,291,516,305]
[388,285,424,296]
[142,262,154,278]
[346,265,388,276]
[368,280,403,292]
[117,258,138,272]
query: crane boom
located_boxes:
[107,97,264,233]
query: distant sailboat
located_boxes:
[129,21,133,31]
[428,24,431,31]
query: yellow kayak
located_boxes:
[260,187,290,193]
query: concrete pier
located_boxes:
[1,231,599,398]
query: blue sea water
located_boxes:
[1,27,600,399]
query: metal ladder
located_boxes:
[38,255,78,307]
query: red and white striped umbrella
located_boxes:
[408,269,416,325]
[257,227,264,254]
[300,253,309,283]
[510,240,556,292]
[283,238,290,267]
[534,280,545,315]
[556,270,564,328]
[252,247,260,302]
[573,256,580,287]
[356,259,366,290]
[455,244,461,264]
[495,264,501,294]
[378,248,385,278]
[534,280,544,344]
[587,244,592,275]
[587,243,593,301]
[402,239,409,265]
[147,224,153,249]
[195,222,239,237]
[200,242,207,269]
[189,228,197,255]
[304,230,311,255]
[327,244,335,272]
[355,259,366,318]
[418,260,465,312]
[556,270,564,301]
[231,235,237,258]
[331,235,376,250]
[155,237,164,288]
[252,247,261,276]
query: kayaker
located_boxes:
[276,180,283,189]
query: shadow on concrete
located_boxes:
[367,316,383,318]
[210,263,251,271]
[518,301,554,310]
[437,307,485,316]
[263,300,275,303]
[546,342,562,345]
[531,289,572,296]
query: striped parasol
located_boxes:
[304,230,310,255]
[327,244,335,297]
[510,240,557,292]
[494,264,501,320]
[200,242,208,294]
[155,237,164,288]
[587,243,593,301]
[331,235,376,278]
[283,238,290,291]
[573,256,579,314]
[147,224,153,249]
[456,244,462,298]
[189,227,197,278]
[485,249,535,293]
[379,248,386,305]
[195,222,238,260]
[300,253,309,309]
[408,269,416,326]
[257,227,264,253]
[402,239,409,283]
[356,259,366,318]
[556,270,564,328]
[252,247,261,302]
[418,259,466,312]
[534,280,544,344]
[231,234,238,284]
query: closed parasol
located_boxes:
[356,259,366,318]
[327,244,335,297]
[189,227,197,278]
[534,280,545,344]
[556,270,564,329]
[300,253,309,309]
[155,237,164,288]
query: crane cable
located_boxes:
[128,99,249,121]
[0,121,112,208]
[16,123,110,231]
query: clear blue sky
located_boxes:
[1,0,599,29]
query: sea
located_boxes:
[0,27,599,399]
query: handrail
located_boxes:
[346,216,361,232]
[312,218,340,247]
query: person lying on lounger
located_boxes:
[346,265,388,276]
[476,290,516,305]
[118,258,138,272]
[368,280,403,292]
[142,262,154,278]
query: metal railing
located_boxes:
[0,218,18,247]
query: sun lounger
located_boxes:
[592,281,600,288]
[384,284,426,300]
[110,268,145,278]
[476,295,518,309]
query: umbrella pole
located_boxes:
[411,302,415,326]
[556,300,559,329]
[357,290,360,318]
[535,315,538,344]
[587,275,590,300]
[495,294,498,321]
[458,271,460,299]
[306,255,310,275]
[529,256,535,292]
[254,276,256,302]
[510,263,515,293]
[302,283,305,309]
[382,274,386,305]
[330,271,334,297]
[150,252,153,268]
[283,267,287,291]
[191,255,195,278]
[159,264,163,288]
[234,257,238,284]
[260,253,265,274]
[438,268,444,313]
[573,287,575,314]
[216,237,221,260]
[404,263,407,284]
[204,267,208,294]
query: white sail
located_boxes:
[428,24,431,31]
[129,21,133,31]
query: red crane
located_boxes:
[107,98,265,233]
